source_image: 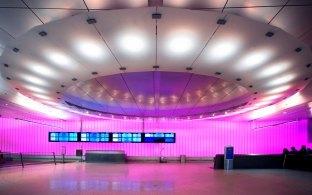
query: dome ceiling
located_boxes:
[0,7,311,119]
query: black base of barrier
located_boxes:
[214,154,312,171]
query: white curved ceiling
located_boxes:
[0,0,312,121]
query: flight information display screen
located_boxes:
[49,132,175,143]
[49,132,78,142]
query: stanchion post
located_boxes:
[53,152,56,165]
[20,153,24,168]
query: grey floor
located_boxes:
[1,162,312,195]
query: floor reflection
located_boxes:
[50,179,174,192]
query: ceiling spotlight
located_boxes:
[120,67,126,71]
[153,65,160,69]
[87,18,96,24]
[13,48,19,53]
[215,72,222,75]
[152,13,162,19]
[6,77,11,80]
[4,64,9,67]
[186,67,193,71]
[61,85,65,88]
[236,78,242,81]
[265,31,274,37]
[295,47,302,52]
[217,19,226,25]
[72,78,77,81]
[249,85,253,88]
[56,91,60,94]
[39,31,47,37]
[92,72,98,75]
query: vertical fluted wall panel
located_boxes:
[0,118,310,157]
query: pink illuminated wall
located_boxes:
[0,118,310,157]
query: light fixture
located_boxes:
[13,48,19,53]
[295,47,302,52]
[87,18,96,24]
[152,13,161,19]
[39,31,47,37]
[265,32,274,37]
[217,19,226,25]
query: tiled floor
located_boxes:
[1,162,312,195]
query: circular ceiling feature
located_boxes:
[63,71,253,118]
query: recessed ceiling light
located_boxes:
[265,32,274,37]
[295,47,302,52]
[267,85,291,94]
[249,85,253,88]
[120,67,126,71]
[38,31,47,37]
[153,65,160,69]
[304,77,309,81]
[15,88,19,90]
[236,78,242,81]
[254,92,258,94]
[119,32,147,54]
[217,19,226,25]
[152,13,161,19]
[87,18,96,24]
[72,78,77,81]
[56,92,60,94]
[75,41,106,60]
[306,64,311,68]
[4,64,9,67]
[92,72,98,75]
[6,77,11,80]
[20,74,49,86]
[267,74,296,87]
[166,31,197,55]
[29,64,56,78]
[13,48,19,53]
[237,50,273,71]
[186,67,192,71]
[215,72,221,75]
[24,85,47,93]
[61,85,65,88]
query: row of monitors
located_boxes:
[49,132,175,143]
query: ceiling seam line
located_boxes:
[82,0,90,12]
[170,73,194,117]
[153,71,159,118]
[268,0,290,25]
[73,85,113,112]
[91,23,123,68]
[120,74,144,116]
[189,23,222,68]
[94,78,128,116]
[297,27,312,40]
[221,0,229,12]
[185,78,219,117]
[21,0,45,24]
[0,27,16,39]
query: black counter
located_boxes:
[214,154,312,171]
[85,150,126,163]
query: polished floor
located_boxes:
[1,162,312,195]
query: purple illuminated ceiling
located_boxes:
[64,71,252,117]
